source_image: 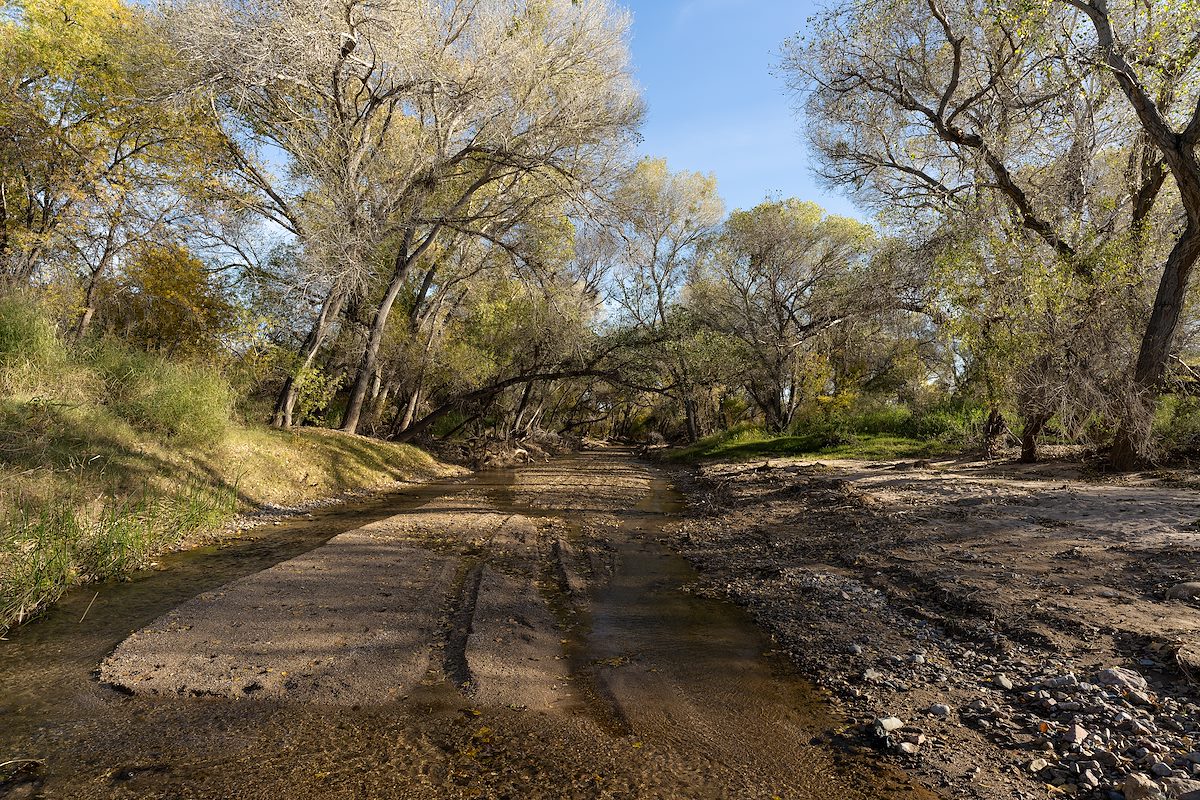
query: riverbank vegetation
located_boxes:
[0,296,451,631]
[4,0,1200,620]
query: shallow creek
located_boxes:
[1,452,935,799]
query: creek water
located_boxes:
[0,455,932,799]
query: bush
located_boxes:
[1153,395,1200,457]
[87,345,232,446]
[798,400,976,443]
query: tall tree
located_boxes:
[337,0,642,434]
[784,0,1200,465]
[609,158,724,440]
[691,199,877,432]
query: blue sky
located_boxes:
[623,0,862,218]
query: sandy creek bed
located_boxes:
[0,451,930,799]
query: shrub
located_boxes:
[1153,395,1200,457]
[87,345,232,447]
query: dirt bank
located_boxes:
[668,456,1200,800]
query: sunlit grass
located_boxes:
[0,481,237,629]
[666,426,961,462]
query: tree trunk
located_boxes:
[1019,412,1052,463]
[343,247,421,434]
[389,387,422,438]
[1110,223,1200,469]
[273,285,346,429]
[512,381,536,436]
[683,396,701,442]
[981,407,1007,455]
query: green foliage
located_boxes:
[1153,395,1200,458]
[666,401,977,462]
[100,244,242,359]
[0,294,63,369]
[819,402,976,442]
[667,422,958,462]
[87,344,231,446]
[291,365,340,427]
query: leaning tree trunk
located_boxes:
[74,220,119,340]
[1110,223,1200,470]
[1019,411,1052,464]
[342,264,411,434]
[273,285,346,429]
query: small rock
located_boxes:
[1096,667,1149,693]
[1132,719,1156,735]
[898,741,920,755]
[1124,773,1164,800]
[995,674,1014,691]
[875,716,904,733]
[1029,758,1050,773]
[1164,778,1200,799]
[1045,674,1080,689]
[1063,724,1090,744]
[848,644,864,655]
[928,703,951,718]
[1165,582,1200,601]
[1152,762,1175,778]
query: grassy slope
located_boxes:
[0,399,457,631]
[665,427,962,462]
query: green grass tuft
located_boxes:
[0,481,238,629]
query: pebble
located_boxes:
[995,674,1014,691]
[928,703,950,718]
[1123,773,1163,800]
[1063,724,1089,744]
[875,716,904,733]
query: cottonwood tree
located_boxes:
[690,199,878,432]
[784,0,1200,465]
[337,0,642,435]
[160,0,456,428]
[609,158,724,440]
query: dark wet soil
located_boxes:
[0,451,937,799]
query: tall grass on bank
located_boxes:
[88,345,232,447]
[1,481,237,630]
